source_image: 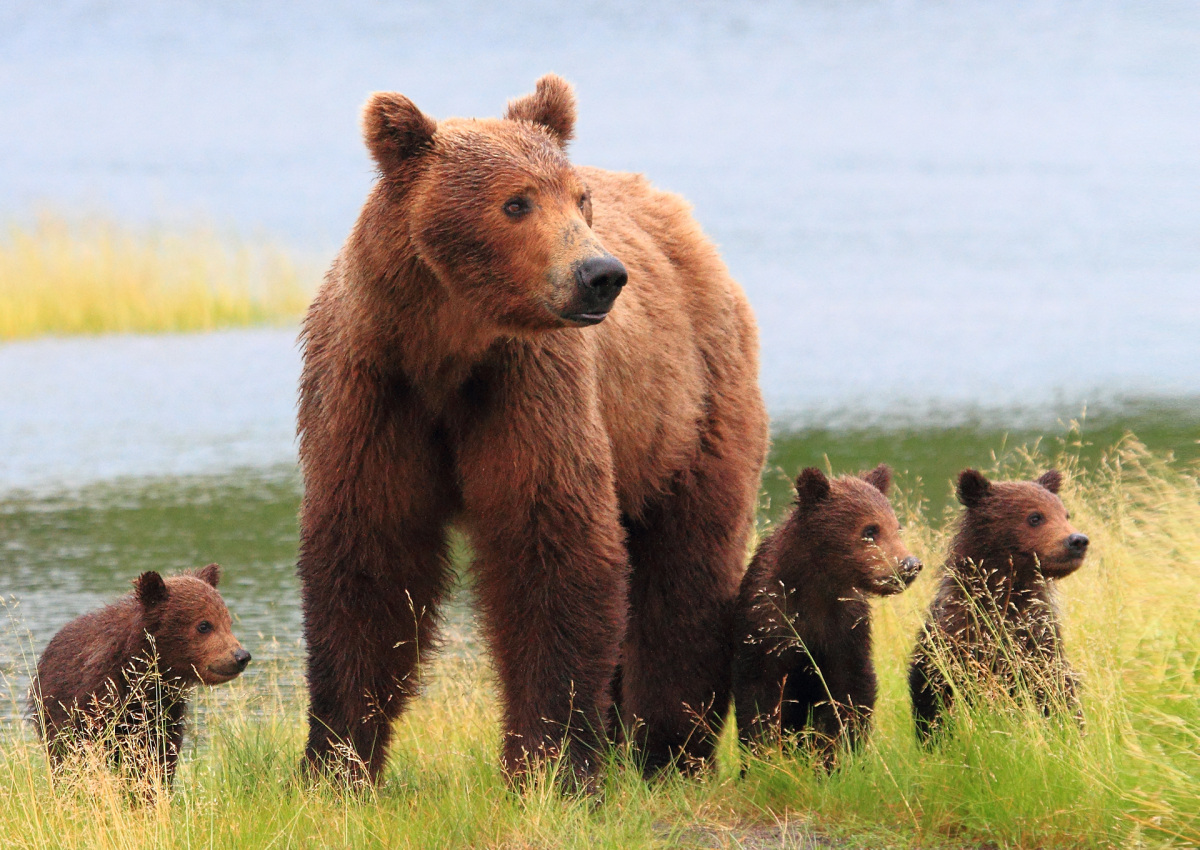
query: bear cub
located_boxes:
[30,564,250,785]
[733,465,921,764]
[909,469,1088,743]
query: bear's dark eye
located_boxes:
[503,197,530,218]
[1028,512,1044,527]
[197,621,213,635]
[862,524,880,541]
[578,193,588,211]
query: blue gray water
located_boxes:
[2,1,1198,489]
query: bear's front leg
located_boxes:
[458,361,628,791]
[808,639,877,767]
[732,620,798,752]
[298,374,460,785]
[909,638,953,746]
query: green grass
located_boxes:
[1,432,1197,848]
[0,213,316,340]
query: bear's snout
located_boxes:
[869,554,923,596]
[899,556,923,585]
[564,254,627,324]
[206,646,251,682]
[1065,533,1089,558]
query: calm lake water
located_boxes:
[3,1,1199,416]
[2,2,1198,715]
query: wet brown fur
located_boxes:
[297,75,768,787]
[733,465,921,765]
[30,565,249,785]
[909,469,1087,742]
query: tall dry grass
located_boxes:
[737,430,1200,847]
[0,430,1195,848]
[0,214,315,340]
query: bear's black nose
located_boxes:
[566,254,628,323]
[576,255,627,295]
[1066,533,1089,556]
[233,648,252,671]
[900,556,923,582]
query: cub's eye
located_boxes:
[862,525,880,541]
[578,193,588,210]
[1028,512,1044,527]
[503,197,530,218]
[197,621,213,635]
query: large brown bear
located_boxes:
[30,564,250,786]
[297,75,768,787]
[733,465,921,766]
[909,469,1088,743]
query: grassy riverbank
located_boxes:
[1,432,1197,848]
[0,215,314,340]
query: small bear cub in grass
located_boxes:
[909,469,1088,744]
[733,465,921,765]
[30,564,250,786]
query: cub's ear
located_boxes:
[505,74,576,147]
[862,463,892,496]
[956,469,992,508]
[134,572,168,608]
[795,467,832,508]
[362,92,437,172]
[1035,469,1062,494]
[195,563,220,588]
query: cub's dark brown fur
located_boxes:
[30,565,250,785]
[909,469,1088,743]
[733,465,921,764]
[297,75,767,787]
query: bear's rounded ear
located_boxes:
[195,563,220,588]
[1036,469,1062,494]
[362,92,437,172]
[134,572,168,608]
[795,467,832,508]
[862,463,892,496]
[957,469,992,508]
[505,74,576,148]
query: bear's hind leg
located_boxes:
[621,438,763,775]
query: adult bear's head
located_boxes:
[361,75,627,332]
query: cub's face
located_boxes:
[135,565,251,686]
[956,469,1089,579]
[794,465,923,596]
[363,75,626,333]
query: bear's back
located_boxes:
[33,598,141,717]
[580,166,763,517]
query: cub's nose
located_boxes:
[576,255,627,296]
[1066,533,1089,556]
[233,648,252,672]
[900,556,923,582]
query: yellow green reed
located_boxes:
[0,214,316,340]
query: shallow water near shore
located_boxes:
[4,1,1200,414]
